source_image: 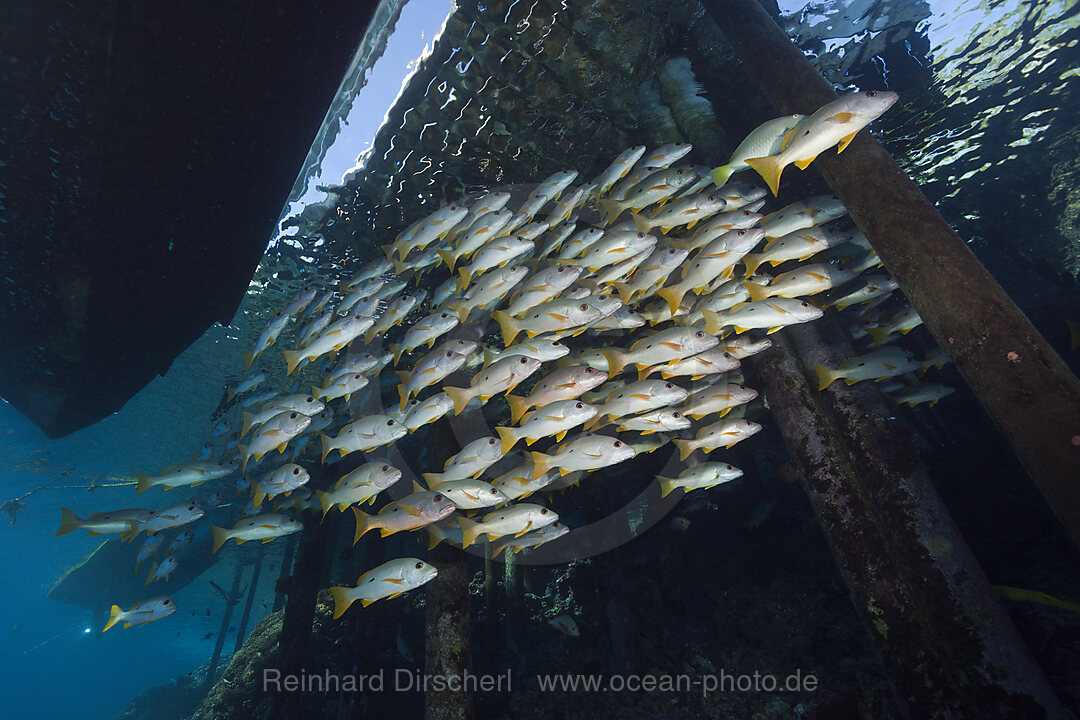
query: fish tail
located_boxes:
[134,471,153,495]
[655,285,687,317]
[103,605,124,633]
[744,281,769,303]
[238,445,251,474]
[283,349,303,376]
[457,515,483,548]
[421,472,442,489]
[389,257,409,276]
[672,439,694,462]
[743,155,784,196]
[316,491,334,519]
[56,507,81,536]
[252,490,266,509]
[320,434,335,464]
[436,249,457,271]
[495,426,520,455]
[456,267,472,294]
[741,254,764,277]
[598,198,623,225]
[210,525,229,554]
[612,282,634,306]
[493,310,520,346]
[813,364,838,391]
[866,327,891,347]
[380,243,397,260]
[443,386,472,416]
[426,526,445,550]
[144,562,158,587]
[630,212,652,234]
[710,164,735,189]
[600,348,628,377]
[701,308,725,336]
[240,411,257,438]
[390,343,404,365]
[396,380,412,412]
[657,476,679,498]
[505,394,529,424]
[351,506,373,545]
[330,587,357,619]
[529,451,553,481]
[447,300,469,324]
[226,385,237,402]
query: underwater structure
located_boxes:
[5,0,1080,719]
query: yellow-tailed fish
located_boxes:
[506,264,584,317]
[241,394,323,437]
[252,463,310,509]
[599,164,700,224]
[438,209,514,271]
[505,365,608,424]
[134,459,236,494]
[483,339,569,368]
[670,205,765,251]
[127,502,205,540]
[586,380,689,426]
[492,521,570,557]
[423,437,505,486]
[569,231,657,272]
[390,311,460,365]
[613,246,690,304]
[56,507,151,537]
[519,170,579,221]
[418,478,508,510]
[456,235,535,291]
[632,142,693,173]
[447,265,529,322]
[351,491,457,542]
[589,305,646,332]
[209,513,302,553]
[813,346,921,390]
[244,311,290,369]
[556,227,606,260]
[363,293,420,344]
[657,462,744,497]
[744,90,899,195]
[745,262,857,302]
[599,326,719,377]
[887,383,954,407]
[710,114,807,188]
[385,203,469,260]
[316,462,402,517]
[866,306,923,346]
[444,354,544,414]
[403,392,455,433]
[672,418,762,460]
[283,314,374,375]
[320,415,406,461]
[497,399,598,453]
[594,145,647,198]
[493,298,608,346]
[330,559,439,617]
[760,195,848,239]
[342,257,392,290]
[631,192,727,234]
[680,383,759,419]
[134,534,164,570]
[547,186,587,226]
[741,229,833,276]
[143,554,178,586]
[703,299,823,335]
[656,228,765,315]
[614,408,691,434]
[457,503,559,547]
[643,347,740,380]
[312,371,369,402]
[282,286,318,319]
[826,273,899,310]
[239,411,312,471]
[103,596,177,632]
[395,347,468,409]
[529,433,636,479]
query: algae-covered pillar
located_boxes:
[704,0,1080,549]
[745,327,1071,719]
[424,543,474,720]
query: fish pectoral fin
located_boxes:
[382,577,406,584]
[555,430,567,442]
[659,341,683,350]
[514,522,533,537]
[831,111,857,123]
[546,312,569,322]
[629,393,653,399]
[399,505,424,517]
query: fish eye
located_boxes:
[613,441,622,447]
[490,488,499,494]
[488,438,497,444]
[387,420,395,426]
[866,90,877,97]
[557,266,564,272]
[433,495,443,502]
[665,383,673,388]
[293,468,300,475]
[676,169,683,174]
[707,195,715,201]
[724,352,733,358]
[354,374,362,379]
[540,508,549,514]
[580,304,589,311]
[446,352,454,357]
[584,367,594,373]
[188,506,195,511]
[727,464,735,470]
[164,600,171,605]
[637,233,645,238]
[306,397,314,402]
[801,302,809,307]
[695,331,704,338]
[290,413,298,418]
[575,402,584,408]
[382,465,389,471]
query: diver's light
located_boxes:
[84,628,91,634]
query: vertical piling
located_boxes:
[232,551,263,655]
[702,0,1080,550]
[424,543,474,720]
[204,557,244,689]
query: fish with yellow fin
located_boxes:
[330,558,438,617]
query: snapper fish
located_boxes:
[56,508,152,537]
[556,227,606,260]
[741,229,834,276]
[505,365,608,424]
[281,286,319,320]
[403,392,455,432]
[614,408,691,434]
[703,299,824,335]
[497,399,599,453]
[446,265,529,323]
[632,142,693,174]
[506,264,584,317]
[342,257,392,290]
[586,380,689,427]
[710,114,807,188]
[312,372,368,402]
[672,418,763,460]
[613,246,690,304]
[330,558,438,617]
[826,274,899,310]
[887,382,954,407]
[642,347,740,380]
[417,478,508,511]
[529,433,636,479]
[546,185,587,226]
[227,369,271,402]
[423,437,506,486]
[655,228,765,315]
[164,528,195,555]
[443,355,543,415]
[144,554,178,586]
[389,311,460,364]
[283,314,374,375]
[657,462,744,496]
[351,491,457,542]
[134,534,164,571]
[320,415,406,462]
[134,460,237,494]
[252,464,310,509]
[672,205,766,251]
[760,195,848,239]
[813,346,921,390]
[456,235,535,291]
[482,339,569,367]
[127,502,205,541]
[364,293,420,344]
[316,462,402,517]
[243,312,290,369]
[241,394,324,437]
[395,349,467,409]
[599,326,719,378]
[745,262,857,302]
[210,514,303,553]
[594,145,647,198]
[681,383,759,420]
[573,231,657,272]
[744,90,899,195]
[239,411,312,472]
[385,203,469,260]
[103,596,176,632]
[492,521,570,557]
[437,209,514,271]
[631,192,727,234]
[519,170,579,221]
[457,503,559,547]
[599,164,701,224]
[866,306,923,346]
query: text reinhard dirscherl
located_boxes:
[263,668,819,697]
